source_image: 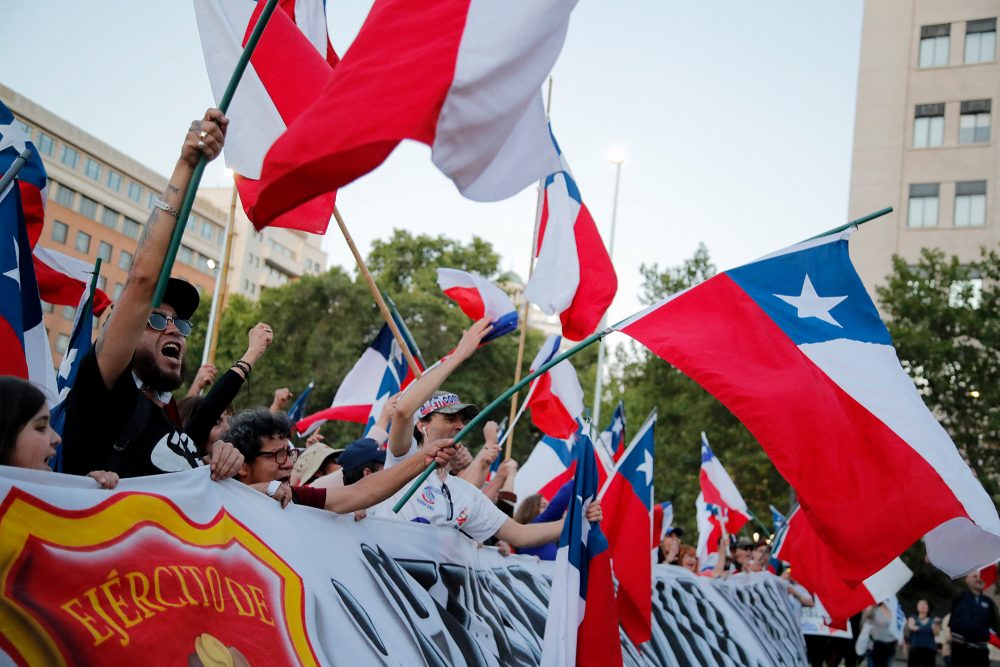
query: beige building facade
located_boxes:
[849,2,998,292]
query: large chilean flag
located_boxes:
[523,124,617,341]
[253,0,575,224]
[0,101,47,247]
[772,505,912,628]
[526,335,584,439]
[616,230,1000,582]
[598,411,656,645]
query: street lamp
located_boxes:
[592,148,625,430]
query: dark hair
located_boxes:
[514,494,545,524]
[342,462,382,486]
[0,377,48,465]
[223,408,292,461]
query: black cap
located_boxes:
[162,277,200,320]
[337,438,386,474]
[666,527,684,538]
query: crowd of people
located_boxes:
[2,109,998,665]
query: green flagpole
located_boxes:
[393,206,895,514]
[152,0,281,307]
[383,292,427,368]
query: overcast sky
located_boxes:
[1,1,865,332]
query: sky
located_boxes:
[0,1,865,342]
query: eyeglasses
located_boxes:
[256,447,299,465]
[148,312,192,337]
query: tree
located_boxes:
[876,247,1000,497]
[611,244,789,538]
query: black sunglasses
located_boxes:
[256,447,299,465]
[148,312,192,337]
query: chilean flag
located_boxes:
[651,501,674,549]
[526,335,584,439]
[540,432,622,667]
[616,229,1000,582]
[596,400,626,461]
[33,247,112,316]
[515,427,577,503]
[436,268,518,342]
[772,506,912,628]
[252,0,576,224]
[695,433,750,566]
[598,411,656,645]
[0,183,57,399]
[286,381,314,424]
[194,0,338,233]
[524,125,617,341]
[295,323,419,435]
[0,101,46,247]
[770,504,786,535]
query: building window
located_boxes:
[42,301,54,314]
[60,145,79,169]
[912,103,944,148]
[113,282,125,300]
[77,195,98,220]
[180,245,194,265]
[54,183,76,208]
[119,250,133,270]
[919,24,950,67]
[217,228,225,245]
[107,170,122,192]
[122,218,141,239]
[965,18,996,64]
[75,231,92,254]
[97,276,107,291]
[97,241,113,262]
[907,183,939,228]
[51,221,68,244]
[62,305,75,320]
[36,133,54,156]
[56,334,70,355]
[959,99,991,144]
[101,207,119,230]
[147,191,157,210]
[200,220,214,240]
[196,254,211,273]
[954,181,987,227]
[84,159,102,181]
[127,182,143,203]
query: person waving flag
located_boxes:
[541,433,621,667]
[615,229,1000,582]
[598,410,656,645]
[436,268,518,341]
[696,433,749,568]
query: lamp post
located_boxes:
[591,149,625,430]
[201,169,238,367]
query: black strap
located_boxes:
[107,395,151,473]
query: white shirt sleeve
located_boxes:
[384,439,417,470]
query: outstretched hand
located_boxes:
[453,317,493,360]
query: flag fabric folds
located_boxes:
[599,411,656,645]
[0,101,47,247]
[540,433,622,667]
[651,501,674,550]
[524,125,617,341]
[194,0,337,233]
[295,324,417,435]
[596,400,626,461]
[526,335,584,439]
[514,428,577,503]
[33,246,111,315]
[0,184,57,399]
[616,229,1000,582]
[696,433,749,567]
[772,506,912,628]
[770,504,786,535]
[252,0,578,225]
[286,381,314,424]
[436,268,518,341]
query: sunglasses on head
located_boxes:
[147,312,192,337]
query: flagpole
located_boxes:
[152,0,281,307]
[591,151,625,430]
[334,206,422,380]
[597,408,656,500]
[203,178,238,366]
[0,148,32,193]
[505,75,554,461]
[383,291,427,368]
[497,378,538,450]
[393,206,895,513]
[805,206,893,241]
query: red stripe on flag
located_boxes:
[559,204,616,341]
[528,372,579,439]
[622,273,967,584]
[443,286,486,320]
[601,473,652,645]
[0,320,28,378]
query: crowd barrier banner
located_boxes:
[0,467,806,666]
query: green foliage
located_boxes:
[614,244,789,538]
[876,247,1000,497]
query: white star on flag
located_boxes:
[774,274,847,328]
[0,120,30,157]
[611,416,624,437]
[3,237,20,288]
[637,450,654,487]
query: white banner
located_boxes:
[0,467,805,666]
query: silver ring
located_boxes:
[199,130,208,140]
[197,140,206,149]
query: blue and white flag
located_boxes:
[597,400,626,462]
[286,381,314,424]
[770,504,786,535]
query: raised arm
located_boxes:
[323,438,456,514]
[457,421,500,488]
[387,318,492,456]
[94,109,227,389]
[495,500,602,548]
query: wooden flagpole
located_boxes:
[334,206,422,380]
[152,0,281,307]
[204,180,239,366]
[504,76,554,460]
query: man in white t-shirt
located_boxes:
[375,318,601,545]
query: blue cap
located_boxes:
[337,438,386,474]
